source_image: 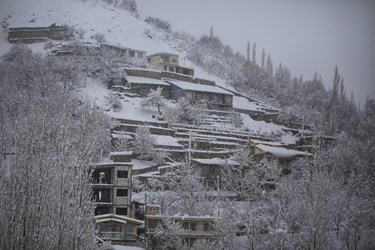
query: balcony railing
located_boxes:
[97,232,136,240]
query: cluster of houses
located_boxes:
[6,25,334,249]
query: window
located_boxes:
[183,222,189,230]
[117,170,128,178]
[171,57,178,64]
[204,222,212,231]
[137,52,144,58]
[190,223,196,231]
[190,238,196,246]
[124,224,133,233]
[196,92,204,101]
[225,95,232,104]
[148,219,158,229]
[169,66,175,72]
[116,207,128,215]
[95,206,111,215]
[183,237,196,247]
[117,189,128,197]
[129,50,135,57]
[161,54,169,62]
[164,65,168,71]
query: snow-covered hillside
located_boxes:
[0,0,174,53]
[0,0,295,139]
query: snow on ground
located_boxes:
[241,113,283,135]
[281,133,297,145]
[233,96,263,111]
[153,135,183,147]
[0,0,180,55]
[77,77,177,122]
[0,0,287,140]
[111,245,144,250]
[77,77,109,108]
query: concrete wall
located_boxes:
[125,68,161,79]
[8,26,71,43]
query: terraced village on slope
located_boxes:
[1,0,372,249]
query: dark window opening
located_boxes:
[204,222,212,231]
[95,206,111,215]
[116,207,128,215]
[92,189,111,203]
[117,170,128,178]
[117,189,128,197]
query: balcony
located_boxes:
[97,232,137,241]
[92,189,112,204]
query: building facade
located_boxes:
[148,52,194,76]
[92,152,133,216]
[144,205,216,249]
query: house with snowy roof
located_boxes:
[144,205,216,249]
[124,76,170,97]
[166,79,233,111]
[192,158,239,186]
[8,23,72,43]
[95,213,144,246]
[100,44,147,65]
[249,143,312,166]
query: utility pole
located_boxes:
[217,175,220,217]
[188,130,192,166]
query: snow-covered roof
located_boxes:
[126,76,170,86]
[112,133,133,140]
[152,135,183,147]
[131,159,154,170]
[148,52,179,57]
[192,158,239,166]
[133,171,160,178]
[255,144,311,158]
[166,80,233,95]
[96,218,128,224]
[95,214,144,224]
[112,245,145,250]
[249,139,285,147]
[95,214,144,225]
[110,151,133,156]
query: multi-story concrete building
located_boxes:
[148,52,194,76]
[91,151,133,216]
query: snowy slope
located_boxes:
[0,0,179,54]
[0,0,295,143]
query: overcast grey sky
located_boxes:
[137,0,375,103]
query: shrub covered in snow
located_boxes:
[90,32,107,43]
[145,16,171,32]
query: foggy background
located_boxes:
[137,0,375,104]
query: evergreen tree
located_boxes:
[252,42,256,64]
[247,41,251,63]
[266,55,273,77]
[261,48,266,69]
